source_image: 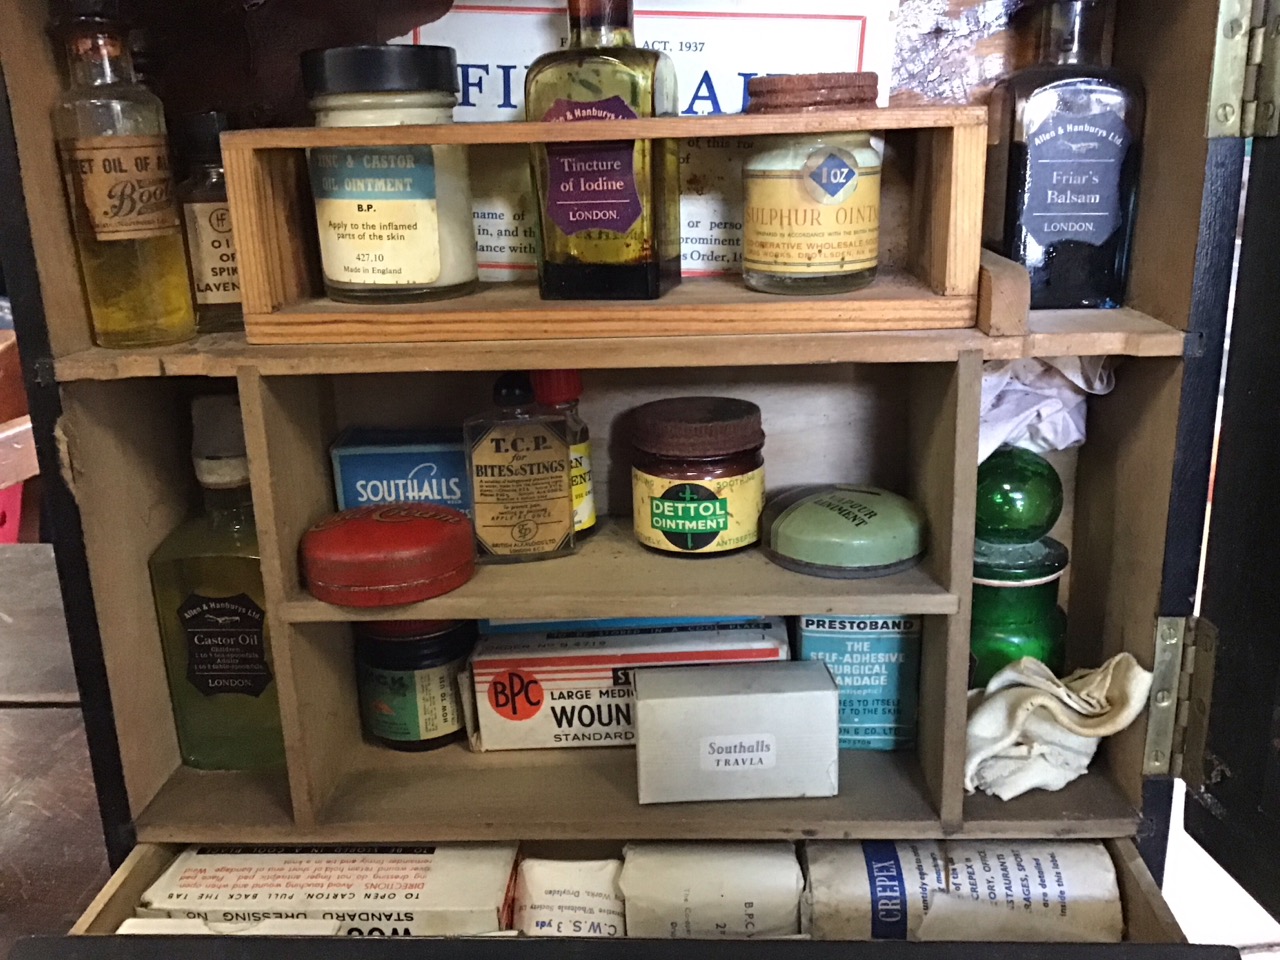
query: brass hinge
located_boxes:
[1210,1,1280,137]
[1143,616,1218,782]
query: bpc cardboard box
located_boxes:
[634,661,839,804]
[464,619,790,751]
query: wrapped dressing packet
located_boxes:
[620,842,803,938]
[514,858,625,938]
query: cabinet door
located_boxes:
[1186,134,1280,921]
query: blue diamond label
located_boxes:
[812,154,856,197]
[803,148,860,204]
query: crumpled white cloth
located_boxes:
[979,357,1115,462]
[965,654,1153,800]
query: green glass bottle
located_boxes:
[970,538,1069,688]
[525,0,681,299]
[975,445,1064,544]
[148,395,285,770]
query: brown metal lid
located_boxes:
[746,72,879,113]
[630,397,764,458]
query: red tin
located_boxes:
[300,504,476,608]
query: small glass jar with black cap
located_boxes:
[301,45,478,303]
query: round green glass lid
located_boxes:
[973,536,1069,585]
[762,485,926,579]
[975,445,1064,544]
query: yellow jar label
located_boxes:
[632,466,765,554]
[183,202,240,305]
[743,146,880,275]
[571,440,597,533]
[309,146,441,286]
[63,136,182,242]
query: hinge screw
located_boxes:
[1160,625,1180,644]
[1263,102,1277,120]
[1216,103,1237,124]
[1150,749,1166,764]
[1226,17,1244,38]
[1155,689,1172,706]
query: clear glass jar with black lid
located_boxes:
[301,45,478,303]
[354,619,475,751]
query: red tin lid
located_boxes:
[300,504,475,608]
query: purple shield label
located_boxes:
[543,96,643,237]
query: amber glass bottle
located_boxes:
[525,0,681,300]
[53,0,196,347]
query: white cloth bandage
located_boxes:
[965,654,1153,800]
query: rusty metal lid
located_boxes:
[629,396,764,458]
[746,72,879,113]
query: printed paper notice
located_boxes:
[395,1,900,279]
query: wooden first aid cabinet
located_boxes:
[0,0,1275,951]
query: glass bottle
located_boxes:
[464,372,576,563]
[984,0,1145,309]
[149,395,285,770]
[176,112,243,334]
[531,369,597,538]
[525,0,681,300]
[53,1,196,348]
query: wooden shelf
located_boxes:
[128,747,1140,843]
[963,772,1140,838]
[280,521,957,623]
[133,767,294,843]
[221,106,988,151]
[246,274,974,345]
[52,308,1184,382]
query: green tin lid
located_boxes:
[973,536,1069,585]
[762,485,926,579]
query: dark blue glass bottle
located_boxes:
[984,1,1145,309]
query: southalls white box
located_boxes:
[634,661,839,804]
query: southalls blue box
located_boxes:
[331,428,470,514]
[796,615,921,750]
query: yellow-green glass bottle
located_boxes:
[53,1,196,348]
[148,395,284,770]
[525,0,681,299]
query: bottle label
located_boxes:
[183,201,240,305]
[743,147,880,275]
[631,466,765,554]
[357,659,465,742]
[1022,110,1130,247]
[571,439,597,533]
[63,136,181,242]
[543,97,643,237]
[468,420,574,557]
[308,146,440,286]
[179,593,272,697]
